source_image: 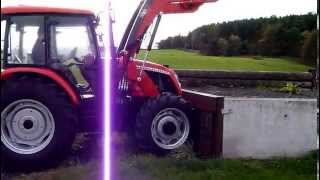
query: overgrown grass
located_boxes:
[117,151,317,180]
[8,150,317,180]
[137,49,311,72]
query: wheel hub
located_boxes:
[23,119,34,130]
[151,108,190,150]
[162,121,176,136]
[1,99,55,154]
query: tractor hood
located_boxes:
[132,59,175,76]
[127,59,182,95]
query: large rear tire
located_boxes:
[1,76,77,170]
[135,94,191,155]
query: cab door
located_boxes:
[47,15,100,95]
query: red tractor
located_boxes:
[0,0,216,168]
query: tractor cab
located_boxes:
[1,7,102,96]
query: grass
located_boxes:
[137,49,311,72]
[119,151,317,180]
[7,150,317,180]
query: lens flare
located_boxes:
[103,32,111,179]
[101,1,111,180]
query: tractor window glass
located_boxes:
[1,19,6,68]
[7,16,45,65]
[48,16,96,64]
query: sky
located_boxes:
[111,0,317,48]
[2,0,317,48]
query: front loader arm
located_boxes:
[118,0,217,57]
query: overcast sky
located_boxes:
[111,0,317,48]
[2,0,317,48]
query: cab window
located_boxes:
[1,18,6,68]
[48,16,96,64]
[7,16,45,65]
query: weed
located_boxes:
[279,82,301,94]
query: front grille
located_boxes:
[118,75,128,93]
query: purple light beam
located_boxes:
[101,1,111,180]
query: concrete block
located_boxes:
[223,98,317,158]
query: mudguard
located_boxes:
[1,67,80,105]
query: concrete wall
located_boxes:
[223,98,318,159]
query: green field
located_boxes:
[138,49,311,72]
[8,151,317,180]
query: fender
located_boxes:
[1,67,80,105]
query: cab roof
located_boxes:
[1,6,94,15]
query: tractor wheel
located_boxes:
[1,76,77,170]
[135,93,191,154]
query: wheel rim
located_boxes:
[151,108,190,150]
[1,99,55,155]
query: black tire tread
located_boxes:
[135,93,191,155]
[1,75,77,171]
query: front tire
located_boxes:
[135,94,191,154]
[1,76,77,170]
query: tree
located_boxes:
[301,30,317,66]
[185,32,192,49]
[157,13,317,57]
[258,23,282,56]
[217,38,228,55]
[284,27,303,57]
[227,34,241,56]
